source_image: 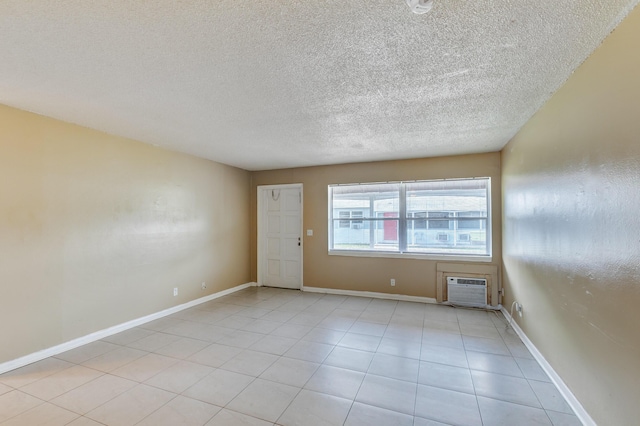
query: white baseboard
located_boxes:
[501,307,594,426]
[302,286,437,304]
[0,282,256,375]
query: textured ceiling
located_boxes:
[0,1,637,171]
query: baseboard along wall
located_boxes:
[0,282,256,375]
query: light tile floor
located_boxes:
[0,287,582,425]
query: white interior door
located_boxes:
[260,185,302,289]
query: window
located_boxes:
[329,178,491,257]
[408,212,427,229]
[338,210,364,229]
[427,211,451,229]
[338,211,350,228]
[351,211,363,229]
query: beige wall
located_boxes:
[0,105,251,364]
[501,6,640,425]
[251,153,501,299]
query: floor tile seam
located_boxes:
[540,409,560,426]
[416,406,480,426]
[351,315,392,326]
[75,414,107,425]
[363,351,421,382]
[33,369,111,408]
[469,365,540,392]
[416,377,477,397]
[55,342,125,364]
[475,394,552,413]
[340,399,358,426]
[456,316,499,324]
[322,345,374,373]
[422,324,462,333]
[217,352,281,378]
[353,377,418,419]
[543,406,578,417]
[361,370,420,392]
[419,347,470,365]
[413,414,459,426]
[464,349,526,374]
[83,346,147,374]
[418,381,482,425]
[215,370,264,416]
[525,377,569,413]
[131,368,196,398]
[343,327,388,339]
[71,344,138,369]
[472,383,543,411]
[264,382,306,425]
[272,354,321,389]
[127,389,183,426]
[420,324,482,416]
[461,336,480,404]
[335,341,378,354]
[457,317,501,326]
[474,391,489,426]
[423,314,460,322]
[411,321,425,420]
[0,391,47,424]
[461,335,508,345]
[82,383,177,423]
[374,348,421,362]
[0,382,16,393]
[345,358,373,424]
[354,318,392,326]
[4,360,79,387]
[464,365,525,380]
[301,374,361,402]
[173,365,226,394]
[223,406,278,425]
[314,321,356,332]
[126,332,186,353]
[118,356,187,389]
[17,368,108,402]
[414,321,434,421]
[361,308,395,319]
[460,341,510,357]
[274,387,352,426]
[459,332,504,341]
[158,318,230,335]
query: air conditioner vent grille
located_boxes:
[447,276,487,307]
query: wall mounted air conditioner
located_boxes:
[447,277,487,307]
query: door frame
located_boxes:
[257,183,304,289]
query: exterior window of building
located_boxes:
[329,178,491,257]
[338,211,350,228]
[338,210,365,229]
[351,211,364,228]
[427,211,451,229]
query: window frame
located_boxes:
[328,178,492,261]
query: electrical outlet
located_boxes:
[173,287,178,296]
[516,303,523,317]
[201,282,206,290]
[390,278,396,287]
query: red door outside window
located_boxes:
[383,212,397,241]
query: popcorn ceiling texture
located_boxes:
[0,0,637,170]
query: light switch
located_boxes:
[306,229,313,236]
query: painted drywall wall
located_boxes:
[251,153,501,299]
[0,105,251,364]
[501,6,640,424]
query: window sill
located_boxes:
[328,250,493,263]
